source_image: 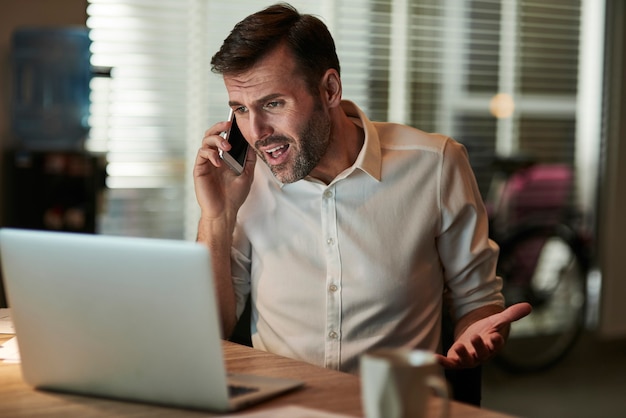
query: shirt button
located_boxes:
[323,190,333,199]
[327,238,334,246]
[329,331,338,339]
[329,284,338,292]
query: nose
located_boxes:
[247,111,273,143]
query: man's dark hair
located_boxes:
[211,3,340,94]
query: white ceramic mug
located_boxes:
[360,349,449,418]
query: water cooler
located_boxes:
[1,27,107,307]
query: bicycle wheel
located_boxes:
[494,223,588,373]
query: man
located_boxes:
[194,3,531,374]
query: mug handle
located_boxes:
[426,375,450,418]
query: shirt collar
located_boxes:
[340,100,382,182]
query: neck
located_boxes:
[308,108,364,185]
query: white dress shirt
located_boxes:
[230,100,504,373]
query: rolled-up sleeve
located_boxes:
[231,226,252,319]
[437,139,504,320]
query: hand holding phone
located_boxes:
[219,109,249,175]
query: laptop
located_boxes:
[0,228,303,412]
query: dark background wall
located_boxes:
[0,0,88,224]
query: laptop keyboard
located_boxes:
[228,384,260,398]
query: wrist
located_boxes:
[197,213,236,248]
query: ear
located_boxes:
[320,69,342,108]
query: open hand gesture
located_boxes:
[437,302,532,369]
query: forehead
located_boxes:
[223,44,306,102]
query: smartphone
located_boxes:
[219,109,249,175]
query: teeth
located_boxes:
[266,145,285,153]
[266,145,287,159]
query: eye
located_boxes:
[233,106,248,114]
[263,101,281,110]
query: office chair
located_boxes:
[229,296,253,347]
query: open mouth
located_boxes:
[264,144,290,163]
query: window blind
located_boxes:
[87,0,193,238]
[87,0,601,240]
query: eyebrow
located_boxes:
[228,93,284,108]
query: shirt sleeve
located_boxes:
[231,225,252,320]
[437,138,504,321]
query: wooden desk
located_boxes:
[0,335,513,417]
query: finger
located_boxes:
[493,302,533,328]
[197,146,222,168]
[203,121,233,149]
[471,335,491,360]
[204,120,231,138]
[435,353,460,369]
[198,122,236,169]
[489,333,505,353]
[505,302,533,320]
[202,133,230,153]
[449,342,475,367]
[243,146,257,175]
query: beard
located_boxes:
[257,101,331,184]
